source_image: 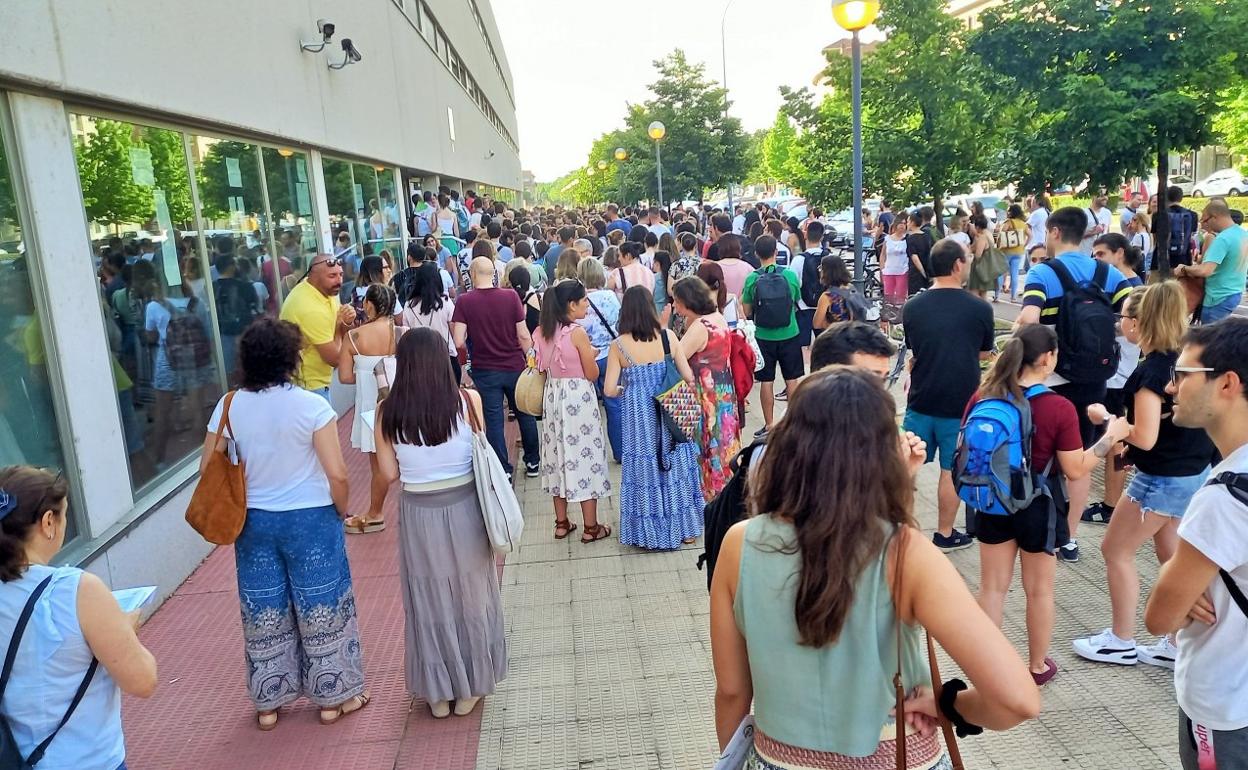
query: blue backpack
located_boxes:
[953,385,1050,516]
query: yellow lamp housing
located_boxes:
[647,121,666,141]
[614,147,628,161]
[831,0,880,31]
[597,160,608,170]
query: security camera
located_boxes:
[342,38,362,62]
[329,38,363,69]
[317,19,335,40]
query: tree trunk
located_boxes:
[1154,141,1171,278]
[933,194,946,236]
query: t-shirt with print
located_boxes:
[207,385,336,511]
[579,288,620,359]
[964,389,1081,472]
[903,288,995,419]
[1175,442,1248,730]
[1122,350,1215,478]
[741,265,800,342]
[1200,226,1248,306]
[278,280,340,391]
[450,287,525,371]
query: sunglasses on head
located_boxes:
[301,255,342,279]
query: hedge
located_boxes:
[1051,194,1248,214]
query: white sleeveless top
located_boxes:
[0,565,125,769]
[394,414,473,484]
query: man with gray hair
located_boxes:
[573,238,594,260]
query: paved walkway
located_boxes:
[123,386,1186,769]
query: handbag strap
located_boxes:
[26,659,98,766]
[892,526,907,770]
[461,389,483,434]
[587,297,617,339]
[926,634,965,770]
[1,575,53,700]
[218,390,237,443]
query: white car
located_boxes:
[1192,169,1248,198]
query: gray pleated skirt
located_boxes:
[397,480,508,703]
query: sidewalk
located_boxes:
[122,394,1186,769]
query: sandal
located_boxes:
[257,710,278,731]
[343,515,385,534]
[580,523,612,544]
[319,692,371,725]
[554,519,578,540]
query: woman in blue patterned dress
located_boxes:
[603,287,704,549]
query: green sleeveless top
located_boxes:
[732,516,930,756]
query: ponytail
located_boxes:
[1093,232,1142,275]
[980,325,1059,401]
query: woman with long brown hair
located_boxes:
[712,367,1039,768]
[973,324,1130,686]
[374,328,507,719]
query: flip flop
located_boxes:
[257,710,278,731]
[343,516,385,534]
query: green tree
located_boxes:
[76,119,150,229]
[610,51,748,204]
[143,127,194,225]
[787,0,1001,222]
[195,141,265,221]
[973,0,1248,271]
[761,112,799,190]
[1214,85,1248,174]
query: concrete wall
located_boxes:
[0,0,520,190]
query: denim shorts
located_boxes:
[1126,467,1210,517]
[901,410,961,471]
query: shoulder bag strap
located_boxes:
[461,389,483,434]
[618,266,628,291]
[587,298,617,339]
[218,390,237,443]
[25,659,99,766]
[926,633,966,770]
[0,575,54,700]
[892,525,907,770]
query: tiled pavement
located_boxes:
[123,384,1185,769]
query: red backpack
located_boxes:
[728,329,756,419]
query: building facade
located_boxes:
[0,0,519,605]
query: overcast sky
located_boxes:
[492,0,877,182]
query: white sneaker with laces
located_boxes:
[1072,628,1137,665]
[1137,636,1177,671]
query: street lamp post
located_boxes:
[614,147,629,205]
[721,0,738,214]
[832,0,880,297]
[648,121,666,207]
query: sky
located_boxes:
[491,0,873,182]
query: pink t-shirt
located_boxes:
[718,259,753,299]
[608,262,655,299]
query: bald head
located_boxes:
[470,256,496,287]
[1203,199,1234,232]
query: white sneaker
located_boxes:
[1138,636,1177,671]
[1072,629,1137,665]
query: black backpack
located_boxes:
[799,248,827,308]
[752,267,794,329]
[1048,259,1120,384]
[214,278,258,336]
[1203,473,1248,619]
[697,439,767,590]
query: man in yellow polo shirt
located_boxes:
[279,253,355,400]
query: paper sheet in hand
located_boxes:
[112,586,157,613]
[713,715,755,770]
[360,410,376,432]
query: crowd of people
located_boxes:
[1,185,1247,770]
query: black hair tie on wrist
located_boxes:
[938,678,984,738]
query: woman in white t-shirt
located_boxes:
[374,328,507,719]
[881,217,910,304]
[202,318,369,731]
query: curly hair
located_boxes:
[239,318,303,390]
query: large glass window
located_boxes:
[0,114,71,537]
[72,115,224,492]
[322,158,401,290]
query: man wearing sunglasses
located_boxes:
[279,253,356,401]
[1146,317,1248,769]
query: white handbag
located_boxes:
[713,715,755,770]
[464,394,525,554]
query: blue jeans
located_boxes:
[309,386,331,403]
[472,368,539,474]
[997,254,1023,298]
[1202,292,1241,324]
[595,354,622,462]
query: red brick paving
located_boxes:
[121,410,511,770]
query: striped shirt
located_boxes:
[1022,252,1133,320]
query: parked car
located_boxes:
[1192,169,1248,198]
[779,197,807,221]
[1168,174,1195,195]
[949,195,1001,226]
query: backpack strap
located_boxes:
[1204,472,1248,619]
[1091,259,1110,292]
[1046,258,1077,294]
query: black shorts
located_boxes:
[1053,380,1108,448]
[756,335,805,383]
[975,490,1070,555]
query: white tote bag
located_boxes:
[464,394,525,554]
[713,715,755,770]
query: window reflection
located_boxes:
[73,115,222,491]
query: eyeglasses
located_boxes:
[1171,365,1217,384]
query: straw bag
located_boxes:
[514,351,546,417]
[185,391,247,545]
[464,393,525,554]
